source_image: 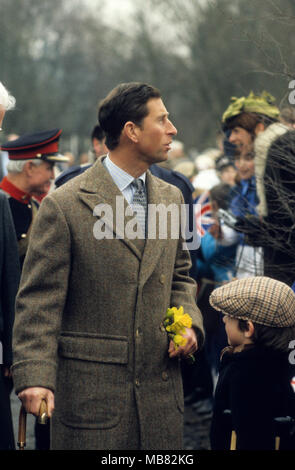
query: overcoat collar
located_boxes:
[77,157,170,285]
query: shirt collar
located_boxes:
[104,154,146,191]
[0,176,32,204]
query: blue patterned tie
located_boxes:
[131,178,147,237]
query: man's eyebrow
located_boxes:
[158,111,169,118]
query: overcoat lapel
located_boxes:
[77,158,171,285]
[77,158,144,260]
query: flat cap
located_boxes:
[209,276,295,328]
[1,128,69,162]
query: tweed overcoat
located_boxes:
[12,157,204,450]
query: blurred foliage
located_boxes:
[1,0,295,156]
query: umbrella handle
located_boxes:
[17,398,48,450]
[38,398,48,425]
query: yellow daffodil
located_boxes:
[173,334,187,348]
[163,306,192,349]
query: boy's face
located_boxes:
[234,153,255,181]
[222,315,253,350]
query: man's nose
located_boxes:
[168,119,177,135]
[228,131,234,142]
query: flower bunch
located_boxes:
[163,305,193,353]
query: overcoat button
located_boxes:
[136,328,142,338]
[160,274,165,284]
[161,372,169,381]
[21,233,27,239]
[135,379,140,387]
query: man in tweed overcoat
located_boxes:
[12,83,204,450]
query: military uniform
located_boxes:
[0,177,39,266]
[0,128,67,267]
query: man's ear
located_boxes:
[23,160,34,176]
[244,320,255,338]
[123,121,141,143]
[254,122,265,136]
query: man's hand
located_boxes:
[168,327,198,359]
[18,387,55,418]
[208,220,222,239]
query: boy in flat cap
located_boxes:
[209,276,295,450]
[0,129,68,267]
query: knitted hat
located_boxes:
[222,91,280,123]
[209,276,295,328]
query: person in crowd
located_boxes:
[208,149,262,279]
[215,154,237,187]
[209,276,295,450]
[280,106,295,129]
[91,123,108,161]
[0,133,19,181]
[1,129,68,450]
[196,183,237,384]
[222,91,295,285]
[54,124,107,186]
[54,123,206,450]
[192,149,220,194]
[0,81,20,450]
[0,129,68,268]
[12,82,204,450]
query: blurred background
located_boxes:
[1,0,294,161]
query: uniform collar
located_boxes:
[0,176,32,204]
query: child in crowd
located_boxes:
[209,276,295,450]
[197,183,238,377]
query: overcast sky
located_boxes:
[85,0,134,28]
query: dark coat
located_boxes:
[0,192,20,449]
[210,346,295,450]
[12,157,204,450]
[237,123,295,286]
[0,192,20,366]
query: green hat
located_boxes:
[222,91,280,123]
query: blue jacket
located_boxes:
[230,177,259,245]
[197,231,237,283]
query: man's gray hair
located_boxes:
[0,81,16,110]
[7,159,43,174]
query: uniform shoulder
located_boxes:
[55,164,91,188]
[149,170,183,199]
[50,165,93,203]
[150,164,194,193]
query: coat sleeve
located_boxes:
[12,195,71,394]
[169,193,205,348]
[1,194,20,366]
